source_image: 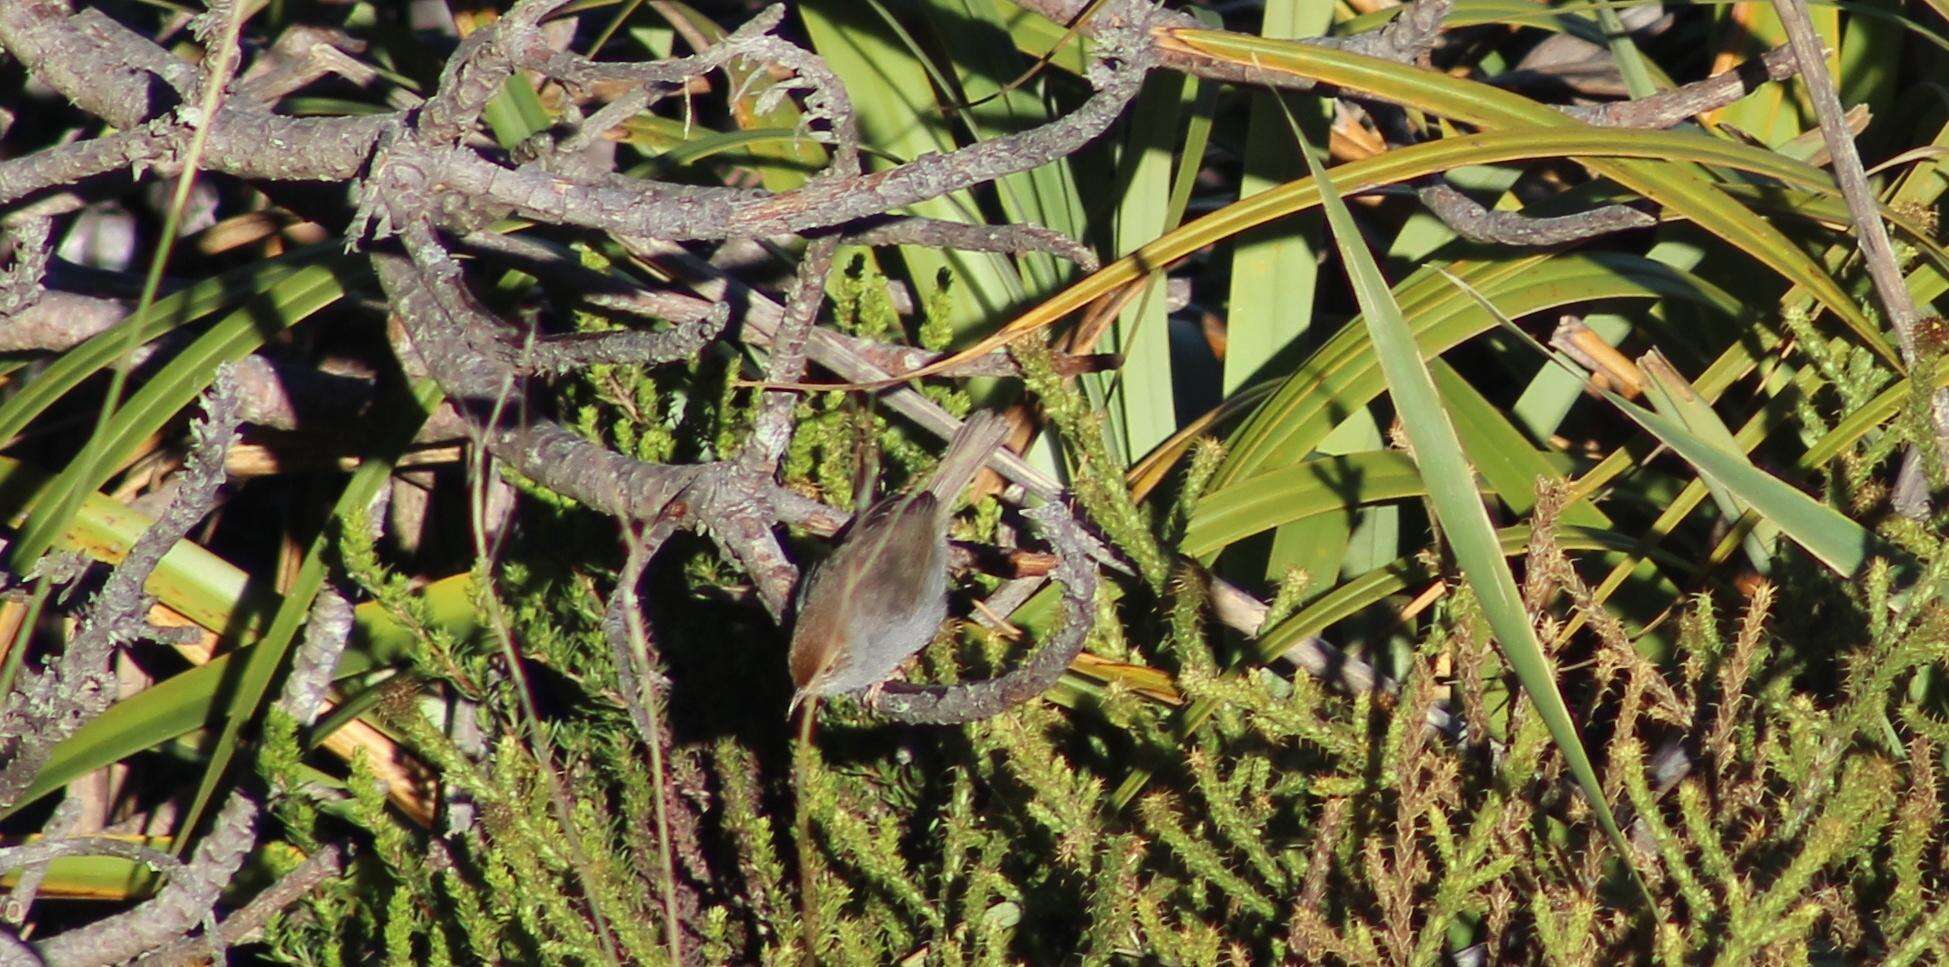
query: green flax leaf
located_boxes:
[1293,128,1648,899]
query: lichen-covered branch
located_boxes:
[1008,0,1450,92]
[132,844,347,967]
[1416,181,1655,246]
[839,216,1100,271]
[32,795,258,966]
[510,303,730,376]
[273,589,354,728]
[743,236,839,473]
[0,367,242,811]
[0,218,50,316]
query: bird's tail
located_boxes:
[921,411,1011,505]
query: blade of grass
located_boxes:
[1637,350,1782,572]
[1332,0,1949,50]
[1224,0,1329,394]
[1510,236,1705,443]
[1432,359,1610,526]
[1217,252,1742,488]
[1184,449,1625,556]
[1590,0,1662,98]
[1225,0,1359,593]
[1101,70,1200,460]
[1293,119,1648,898]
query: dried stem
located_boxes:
[1765,0,1949,516]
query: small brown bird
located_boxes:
[787,412,1011,715]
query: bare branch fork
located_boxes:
[353,0,1173,723]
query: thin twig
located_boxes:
[838,216,1099,270]
[511,303,730,375]
[0,836,187,888]
[793,697,821,965]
